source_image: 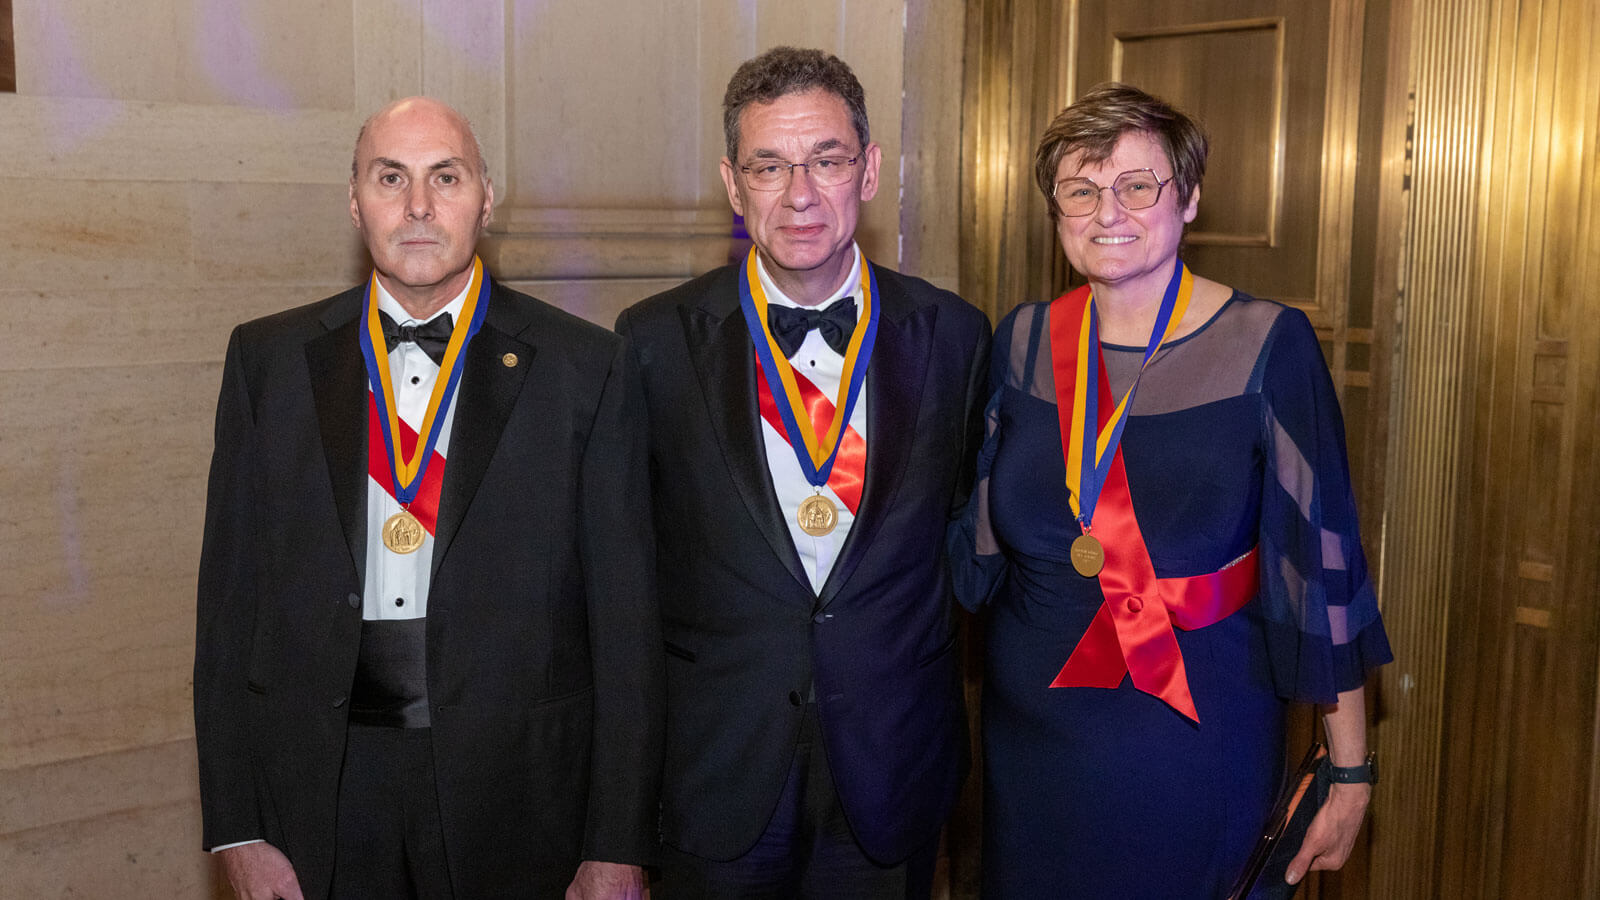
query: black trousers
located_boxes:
[329,725,454,900]
[657,705,938,900]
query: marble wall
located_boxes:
[0,0,962,894]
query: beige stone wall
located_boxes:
[0,1,962,895]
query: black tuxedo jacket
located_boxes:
[616,263,990,864]
[194,281,663,898]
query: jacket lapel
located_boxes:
[305,289,369,579]
[818,272,936,606]
[683,278,811,592]
[431,282,533,574]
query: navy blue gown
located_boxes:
[949,292,1392,898]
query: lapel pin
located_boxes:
[501,352,519,368]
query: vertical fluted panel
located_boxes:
[1374,0,1600,894]
[1368,0,1489,896]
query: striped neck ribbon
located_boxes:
[1062,257,1194,529]
[358,256,489,506]
[737,248,879,487]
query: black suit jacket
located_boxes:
[615,263,990,864]
[194,281,664,899]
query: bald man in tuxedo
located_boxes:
[195,97,662,900]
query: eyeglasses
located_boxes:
[1053,168,1173,217]
[739,155,860,190]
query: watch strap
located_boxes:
[1327,751,1378,785]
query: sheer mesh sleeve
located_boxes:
[947,305,1031,611]
[1255,308,1393,701]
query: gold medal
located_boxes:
[797,494,838,537]
[1070,533,1104,578]
[382,509,426,554]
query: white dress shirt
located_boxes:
[756,245,869,594]
[209,277,472,853]
[361,277,472,621]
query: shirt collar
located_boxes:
[756,243,863,320]
[374,272,474,326]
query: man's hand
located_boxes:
[1285,781,1372,885]
[218,842,304,900]
[565,860,645,900]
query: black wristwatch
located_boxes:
[1328,751,1379,785]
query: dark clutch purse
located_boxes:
[1227,742,1331,900]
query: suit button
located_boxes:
[332,695,347,708]
[788,690,803,707]
[813,612,832,624]
[346,593,360,608]
[1127,596,1144,613]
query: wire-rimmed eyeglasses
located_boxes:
[740,155,860,190]
[1053,168,1173,217]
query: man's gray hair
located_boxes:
[722,47,870,162]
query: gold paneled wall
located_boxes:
[0,3,956,895]
[1375,0,1600,896]
[1366,0,1481,893]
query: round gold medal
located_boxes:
[382,509,426,554]
[1070,533,1105,578]
[797,494,838,537]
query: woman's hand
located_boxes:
[1285,780,1371,884]
[1288,683,1375,885]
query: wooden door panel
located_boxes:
[1117,21,1284,247]
[1074,0,1343,318]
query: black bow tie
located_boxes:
[766,297,858,359]
[379,311,454,365]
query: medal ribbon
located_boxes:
[365,393,445,534]
[1047,260,1257,722]
[1062,257,1193,525]
[755,360,865,513]
[358,255,488,506]
[737,247,878,488]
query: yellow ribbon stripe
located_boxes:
[364,256,484,493]
[743,250,874,470]
[1064,264,1195,520]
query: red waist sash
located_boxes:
[1048,432,1259,722]
[1047,286,1258,722]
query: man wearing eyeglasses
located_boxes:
[616,47,991,898]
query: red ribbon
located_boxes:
[755,356,865,514]
[366,392,445,533]
[1048,287,1259,722]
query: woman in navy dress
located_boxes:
[949,84,1392,898]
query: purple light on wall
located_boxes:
[194,0,295,110]
[422,0,500,58]
[30,10,122,150]
[30,8,104,100]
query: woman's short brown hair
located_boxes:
[1034,82,1209,220]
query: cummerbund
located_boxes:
[349,618,431,728]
